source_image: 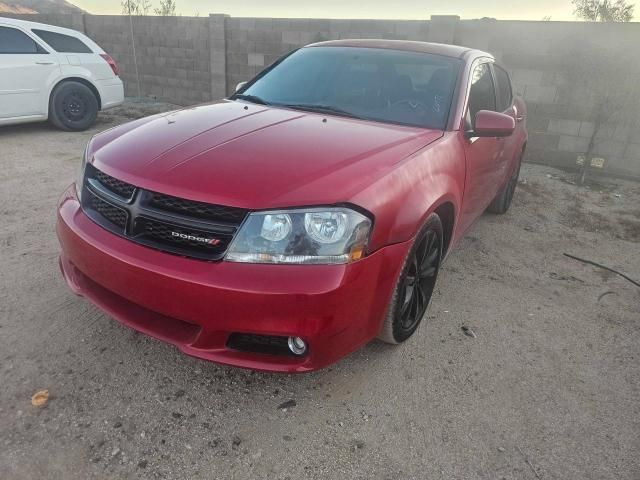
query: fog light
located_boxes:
[287,336,307,356]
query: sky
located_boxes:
[69,0,617,21]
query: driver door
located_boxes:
[457,62,503,235]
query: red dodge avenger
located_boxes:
[57,40,527,372]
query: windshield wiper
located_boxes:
[281,103,364,120]
[232,94,271,106]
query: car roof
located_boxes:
[0,15,83,37]
[306,39,492,61]
[0,15,101,51]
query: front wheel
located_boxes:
[49,81,99,131]
[378,213,443,344]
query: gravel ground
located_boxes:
[1,100,639,480]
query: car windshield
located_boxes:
[234,46,461,130]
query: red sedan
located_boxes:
[57,40,527,372]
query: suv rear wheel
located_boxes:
[378,213,443,344]
[49,81,99,131]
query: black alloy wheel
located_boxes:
[378,213,443,344]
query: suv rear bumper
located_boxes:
[57,185,409,372]
[96,78,124,110]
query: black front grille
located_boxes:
[149,192,247,223]
[133,217,233,259]
[93,168,136,199]
[89,193,128,229]
[81,166,248,261]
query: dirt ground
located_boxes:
[1,100,639,480]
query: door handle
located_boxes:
[516,116,524,122]
[35,61,55,65]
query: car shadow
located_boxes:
[0,121,59,136]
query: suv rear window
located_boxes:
[32,29,92,54]
[0,26,46,54]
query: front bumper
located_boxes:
[56,186,410,372]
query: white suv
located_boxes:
[0,17,124,131]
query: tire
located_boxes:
[487,153,522,214]
[49,81,99,131]
[378,213,443,344]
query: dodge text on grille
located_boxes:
[171,231,221,245]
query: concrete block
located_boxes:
[528,132,560,150]
[428,15,459,44]
[211,53,225,66]
[264,30,283,43]
[524,85,557,104]
[624,143,640,159]
[593,139,626,157]
[330,19,352,32]
[558,135,590,153]
[548,119,581,136]
[254,18,274,30]
[282,30,300,44]
[299,32,315,44]
[235,18,255,30]
[604,156,640,179]
[595,124,616,140]
[394,21,427,38]
[248,53,265,67]
[510,69,544,87]
[307,19,331,31]
[525,116,549,133]
[246,29,261,42]
[613,125,631,142]
[578,121,595,138]
[227,39,249,54]
[228,53,248,66]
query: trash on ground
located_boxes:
[31,389,49,407]
[278,399,297,410]
[461,326,477,338]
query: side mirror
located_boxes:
[235,81,248,92]
[471,110,515,138]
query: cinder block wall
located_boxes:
[85,15,212,105]
[225,17,428,93]
[454,19,640,178]
[3,13,639,178]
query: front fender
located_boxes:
[351,132,466,252]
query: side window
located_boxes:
[0,26,45,54]
[493,65,513,112]
[467,63,496,122]
[32,29,92,54]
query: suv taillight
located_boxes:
[99,53,119,76]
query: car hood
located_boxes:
[89,101,443,209]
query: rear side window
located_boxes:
[467,63,496,120]
[493,65,513,112]
[32,29,92,54]
[0,26,45,54]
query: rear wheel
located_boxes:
[378,213,443,344]
[49,81,98,131]
[487,154,522,214]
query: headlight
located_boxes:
[75,141,91,201]
[225,207,372,264]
